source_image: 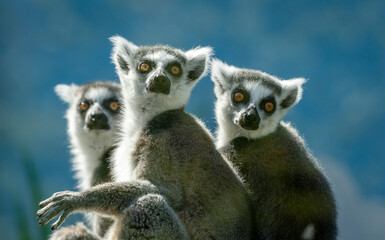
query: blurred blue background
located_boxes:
[1,0,384,239]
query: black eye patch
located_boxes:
[231,88,250,105]
[78,99,92,113]
[166,61,183,77]
[259,96,276,115]
[138,60,155,73]
[103,97,120,113]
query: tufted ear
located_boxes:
[110,35,139,75]
[54,84,79,104]
[279,78,306,109]
[211,59,237,95]
[185,46,213,82]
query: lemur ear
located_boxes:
[185,46,213,81]
[279,78,306,109]
[55,84,79,104]
[211,59,237,95]
[110,35,138,75]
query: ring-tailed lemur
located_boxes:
[53,81,122,239]
[211,59,337,240]
[37,37,253,240]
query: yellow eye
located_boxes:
[109,101,119,111]
[79,101,89,111]
[233,92,245,103]
[171,66,180,75]
[139,62,150,72]
[264,102,275,112]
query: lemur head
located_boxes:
[55,81,122,144]
[110,36,212,118]
[211,59,305,146]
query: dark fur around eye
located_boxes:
[231,89,250,105]
[78,99,92,113]
[103,98,120,113]
[138,61,154,73]
[259,96,276,115]
[166,61,183,77]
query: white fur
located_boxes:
[56,84,120,190]
[211,61,306,148]
[215,83,283,148]
[84,87,116,105]
[55,84,79,104]
[68,127,114,190]
[109,37,212,182]
[281,77,306,106]
[185,46,213,78]
[109,36,138,75]
[211,59,237,93]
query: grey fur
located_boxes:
[38,181,189,240]
[212,60,337,240]
[134,45,187,63]
[90,147,114,238]
[79,81,121,98]
[38,38,253,239]
[53,81,121,239]
[233,70,282,95]
[220,123,337,239]
[214,68,282,95]
[90,147,113,187]
[49,222,100,240]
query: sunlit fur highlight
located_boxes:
[212,60,337,240]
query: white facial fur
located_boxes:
[110,36,212,124]
[120,51,193,121]
[55,82,121,190]
[109,36,212,181]
[211,59,305,148]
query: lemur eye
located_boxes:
[79,100,89,111]
[170,66,180,75]
[166,62,182,77]
[233,92,245,103]
[264,102,275,112]
[109,101,119,111]
[139,62,151,73]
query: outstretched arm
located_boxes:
[37,180,158,230]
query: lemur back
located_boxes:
[54,81,121,238]
[212,59,337,240]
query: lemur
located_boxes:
[54,81,122,239]
[37,37,253,240]
[211,59,337,240]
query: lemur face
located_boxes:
[55,82,122,132]
[76,87,120,131]
[129,49,186,96]
[110,36,212,111]
[229,82,278,131]
[211,59,305,140]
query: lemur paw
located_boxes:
[37,190,80,230]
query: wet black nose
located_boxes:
[154,75,168,84]
[147,73,171,95]
[245,108,258,122]
[239,107,260,130]
[90,113,107,122]
[87,113,110,130]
